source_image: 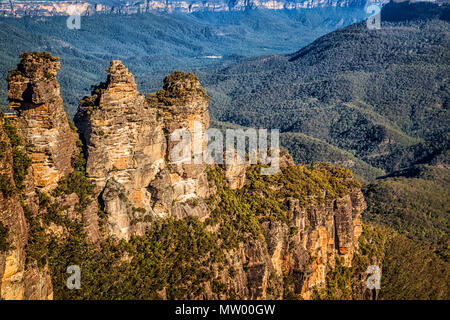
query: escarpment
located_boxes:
[205,163,365,299]
[0,1,388,17]
[1,52,371,300]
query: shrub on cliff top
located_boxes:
[148,70,209,107]
[18,51,59,62]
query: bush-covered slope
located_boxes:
[363,165,450,261]
[319,224,449,300]
[46,163,362,299]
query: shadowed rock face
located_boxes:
[284,189,365,298]
[7,52,78,192]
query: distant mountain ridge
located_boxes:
[0,8,370,115]
[0,0,387,17]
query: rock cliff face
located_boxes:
[7,52,78,192]
[1,52,368,299]
[284,189,365,298]
[75,62,211,240]
[0,115,53,300]
[0,0,389,17]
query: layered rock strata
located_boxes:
[0,116,53,300]
[7,52,78,192]
[74,62,211,240]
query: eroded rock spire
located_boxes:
[7,52,78,191]
[75,62,212,240]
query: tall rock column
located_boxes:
[75,63,213,240]
[74,60,167,240]
[149,71,211,219]
[7,52,78,191]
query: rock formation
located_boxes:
[7,52,78,192]
[75,62,210,240]
[284,189,365,298]
[1,52,368,300]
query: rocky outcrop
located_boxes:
[152,70,211,215]
[0,118,28,299]
[75,62,211,240]
[284,189,365,298]
[0,0,390,17]
[74,60,166,239]
[215,178,366,299]
[7,52,78,192]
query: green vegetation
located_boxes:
[44,161,361,299]
[207,164,359,248]
[22,200,49,268]
[18,51,59,62]
[0,220,12,253]
[316,224,387,300]
[77,82,107,117]
[363,165,450,261]
[48,216,228,299]
[206,167,264,248]
[147,70,209,108]
[2,120,31,190]
[211,120,385,182]
[317,161,450,300]
[0,8,368,117]
[0,174,14,197]
[318,223,449,300]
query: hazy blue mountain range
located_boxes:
[0,7,370,115]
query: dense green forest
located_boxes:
[363,165,449,261]
[0,7,368,117]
